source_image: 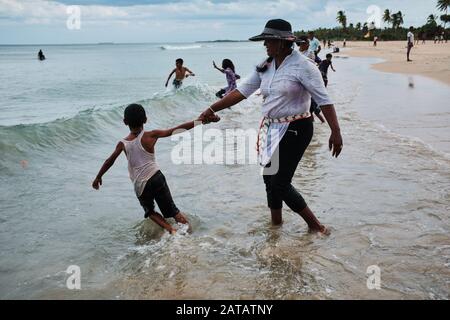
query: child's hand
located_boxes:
[92,177,102,190]
[200,114,221,124]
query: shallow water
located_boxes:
[0,43,449,299]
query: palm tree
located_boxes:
[391,11,404,28]
[356,22,362,30]
[437,0,450,27]
[362,22,368,33]
[397,11,404,28]
[336,10,347,30]
[383,9,391,28]
[391,12,399,28]
[437,0,450,13]
[428,14,437,25]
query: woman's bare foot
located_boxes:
[308,225,331,235]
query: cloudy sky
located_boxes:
[0,0,443,44]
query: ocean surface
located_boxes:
[0,42,449,299]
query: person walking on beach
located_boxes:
[92,104,219,234]
[165,58,195,89]
[407,26,414,62]
[199,19,343,234]
[308,31,322,63]
[318,53,336,87]
[373,36,378,46]
[213,59,240,99]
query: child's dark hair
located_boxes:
[326,53,333,59]
[124,104,147,128]
[176,58,183,64]
[256,41,294,73]
[222,59,235,73]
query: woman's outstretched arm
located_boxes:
[199,89,246,123]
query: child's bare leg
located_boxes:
[148,211,176,234]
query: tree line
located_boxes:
[295,0,450,41]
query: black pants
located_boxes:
[263,117,314,211]
[138,171,180,219]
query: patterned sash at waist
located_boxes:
[256,112,311,155]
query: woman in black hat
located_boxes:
[199,19,343,234]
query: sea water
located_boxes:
[0,42,449,299]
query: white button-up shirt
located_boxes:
[237,50,332,165]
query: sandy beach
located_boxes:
[340,41,450,86]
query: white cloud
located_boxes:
[0,0,442,43]
[0,0,318,24]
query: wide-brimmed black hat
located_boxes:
[249,19,297,42]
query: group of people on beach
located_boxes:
[92,19,343,236]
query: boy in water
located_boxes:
[165,58,195,89]
[318,53,336,87]
[92,104,219,234]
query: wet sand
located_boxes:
[338,41,450,86]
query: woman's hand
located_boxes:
[199,108,220,124]
[329,130,343,158]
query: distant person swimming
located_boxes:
[165,58,195,89]
[213,59,240,99]
[92,104,219,234]
[38,49,45,61]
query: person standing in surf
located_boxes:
[38,49,45,61]
[165,58,195,89]
[308,31,322,64]
[296,35,325,124]
[213,59,241,99]
[200,19,343,234]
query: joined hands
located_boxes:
[198,108,221,124]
